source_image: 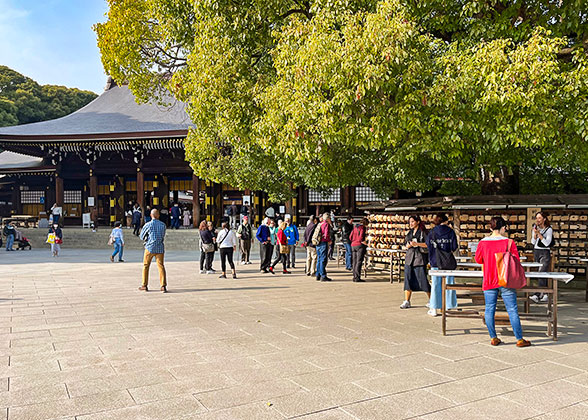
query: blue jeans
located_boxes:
[6,234,14,250]
[316,242,328,279]
[343,243,352,270]
[430,267,457,309]
[484,287,523,340]
[112,241,124,261]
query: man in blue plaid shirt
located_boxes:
[139,208,167,292]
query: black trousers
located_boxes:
[352,245,367,281]
[202,251,214,271]
[271,251,287,271]
[200,251,206,270]
[534,249,551,295]
[260,243,274,271]
[133,223,141,236]
[220,248,235,273]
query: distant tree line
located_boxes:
[0,65,97,127]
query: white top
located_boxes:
[52,206,63,216]
[216,228,237,249]
[532,226,553,250]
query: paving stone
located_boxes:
[342,389,453,419]
[502,379,588,412]
[8,390,135,420]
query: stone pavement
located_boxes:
[1,249,587,420]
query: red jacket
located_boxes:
[475,236,520,290]
[349,225,366,247]
[277,229,287,245]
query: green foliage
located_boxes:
[0,66,97,127]
[96,0,588,199]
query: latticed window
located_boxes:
[20,190,45,204]
[355,186,382,202]
[308,189,340,202]
[64,190,82,204]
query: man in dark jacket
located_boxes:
[303,216,319,276]
[132,205,142,236]
[4,221,16,251]
[256,218,272,273]
[170,203,181,229]
[237,216,253,264]
[341,216,354,270]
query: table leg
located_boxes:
[547,278,552,337]
[585,263,588,303]
[553,277,558,341]
[337,245,340,268]
[442,277,447,336]
[389,253,393,284]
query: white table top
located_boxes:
[367,247,406,253]
[457,262,543,269]
[457,255,527,261]
[432,270,574,283]
[567,257,588,262]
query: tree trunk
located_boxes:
[480,166,520,195]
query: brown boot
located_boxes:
[138,286,148,291]
[160,286,167,293]
[490,337,502,346]
[516,339,531,348]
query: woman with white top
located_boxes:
[216,222,238,279]
[530,211,553,303]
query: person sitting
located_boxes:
[475,216,531,347]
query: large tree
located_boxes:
[96,0,588,199]
[0,66,97,127]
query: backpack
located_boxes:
[240,224,251,240]
[496,239,527,289]
[311,222,323,246]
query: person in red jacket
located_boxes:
[475,216,531,347]
[269,221,290,274]
[349,218,369,282]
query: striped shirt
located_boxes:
[140,219,166,254]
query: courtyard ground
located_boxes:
[1,248,587,419]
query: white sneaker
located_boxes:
[246,261,252,265]
[425,302,431,308]
[541,295,549,303]
[399,301,411,309]
[529,295,540,304]
[427,308,438,317]
[206,270,214,274]
[239,261,246,265]
[199,270,205,274]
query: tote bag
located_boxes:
[431,231,457,270]
[46,233,55,244]
[495,239,527,289]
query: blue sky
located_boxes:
[0,0,109,94]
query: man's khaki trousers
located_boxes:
[142,250,167,287]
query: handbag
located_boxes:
[431,231,457,270]
[202,242,215,253]
[495,239,527,289]
[46,233,55,244]
[280,244,290,254]
[108,236,114,246]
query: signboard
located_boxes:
[242,195,251,205]
[39,197,45,204]
[88,197,95,207]
[279,206,286,214]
